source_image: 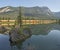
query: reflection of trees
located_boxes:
[12,41,22,50]
[30,24,60,35]
[58,19,60,24]
[9,36,31,50]
[9,39,25,50]
[30,24,49,35]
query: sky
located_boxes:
[0,0,60,12]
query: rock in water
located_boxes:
[9,27,32,43]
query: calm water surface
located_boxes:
[0,24,60,50]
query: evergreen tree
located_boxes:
[17,7,22,27]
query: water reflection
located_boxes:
[9,35,32,50]
[8,30,60,50]
[30,23,60,35]
[0,24,60,50]
[19,30,60,50]
[9,23,60,50]
[0,34,11,50]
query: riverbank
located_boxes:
[0,20,57,26]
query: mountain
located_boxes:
[0,6,55,19]
[0,6,19,19]
[53,12,60,19]
[0,7,13,13]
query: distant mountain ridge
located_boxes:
[53,12,60,19]
[0,6,58,19]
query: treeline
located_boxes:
[0,17,11,20]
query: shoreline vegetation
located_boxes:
[0,19,58,26]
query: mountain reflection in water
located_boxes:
[0,24,60,50]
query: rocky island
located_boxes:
[9,25,32,43]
